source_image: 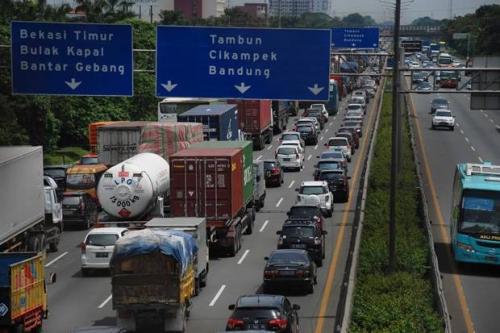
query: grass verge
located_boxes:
[350,92,443,332]
[44,146,88,165]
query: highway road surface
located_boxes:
[409,86,500,333]
[41,90,380,333]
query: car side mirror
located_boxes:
[228,304,235,310]
[264,256,269,261]
[276,230,281,235]
[293,304,301,311]
[322,230,328,235]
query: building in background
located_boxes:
[310,0,331,16]
[130,0,227,22]
[269,0,310,18]
[234,2,268,19]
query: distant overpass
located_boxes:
[380,25,442,38]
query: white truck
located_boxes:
[145,217,209,295]
[97,153,170,221]
[0,146,63,252]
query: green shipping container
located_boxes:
[191,141,254,207]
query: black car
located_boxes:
[226,295,300,332]
[430,98,449,113]
[287,204,325,228]
[264,160,284,187]
[313,159,343,180]
[277,220,327,266]
[62,191,98,229]
[263,249,317,294]
[44,164,70,199]
[296,125,318,145]
[318,169,350,202]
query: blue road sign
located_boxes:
[156,26,330,101]
[331,27,379,48]
[11,21,133,96]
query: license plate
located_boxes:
[283,158,291,161]
[248,324,265,330]
[485,255,497,262]
[96,252,108,258]
[279,270,296,276]
[291,244,307,249]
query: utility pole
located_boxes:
[388,0,401,273]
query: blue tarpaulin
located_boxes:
[111,229,198,274]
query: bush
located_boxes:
[350,91,443,332]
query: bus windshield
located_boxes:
[459,189,500,235]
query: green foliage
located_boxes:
[341,13,376,27]
[44,146,89,165]
[350,91,443,332]
[411,16,442,26]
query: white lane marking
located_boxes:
[288,180,295,189]
[307,155,312,161]
[471,146,476,152]
[325,128,329,133]
[319,136,324,141]
[209,285,226,307]
[490,119,494,124]
[260,220,269,232]
[456,122,460,127]
[237,250,250,264]
[45,251,68,267]
[460,129,464,135]
[98,295,112,309]
[465,137,469,143]
[484,113,489,118]
[479,156,484,163]
[314,144,318,150]
[256,155,262,161]
[276,197,283,207]
[267,145,273,150]
[480,110,484,113]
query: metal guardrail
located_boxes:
[403,79,453,333]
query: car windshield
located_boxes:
[277,147,296,155]
[282,134,299,141]
[328,139,347,146]
[232,308,280,320]
[282,226,315,238]
[85,233,119,246]
[269,252,309,265]
[300,186,327,195]
[63,196,81,205]
[436,111,451,117]
[459,190,500,235]
[321,152,343,159]
[297,126,312,133]
[44,168,66,178]
[318,161,341,170]
[264,161,277,170]
[289,206,319,217]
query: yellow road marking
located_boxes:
[408,94,475,333]
[314,89,380,333]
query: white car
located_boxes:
[432,109,455,130]
[346,104,364,116]
[296,117,320,133]
[325,137,352,162]
[348,97,366,113]
[309,103,329,121]
[353,90,369,103]
[275,145,304,171]
[280,131,305,148]
[296,181,334,217]
[281,140,305,155]
[80,227,128,275]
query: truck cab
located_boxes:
[66,163,108,205]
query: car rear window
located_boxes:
[63,196,81,205]
[320,151,343,159]
[277,147,296,155]
[282,134,299,141]
[289,206,319,217]
[300,186,327,195]
[320,172,343,180]
[283,226,315,238]
[269,252,309,265]
[436,111,451,117]
[85,234,119,246]
[264,161,276,169]
[347,105,362,110]
[232,308,280,320]
[329,138,347,146]
[318,162,340,170]
[297,126,312,133]
[344,122,359,127]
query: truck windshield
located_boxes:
[459,189,500,235]
[66,174,96,189]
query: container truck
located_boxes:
[97,153,170,221]
[170,147,255,256]
[271,101,290,134]
[157,98,219,122]
[145,217,209,295]
[227,100,273,150]
[177,104,239,141]
[111,228,197,332]
[0,146,63,253]
[88,121,123,153]
[0,252,48,332]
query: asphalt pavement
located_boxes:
[42,91,380,333]
[408,84,500,333]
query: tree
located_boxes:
[411,16,442,26]
[342,13,376,27]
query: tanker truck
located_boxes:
[97,153,170,223]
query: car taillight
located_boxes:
[227,318,245,329]
[269,318,288,330]
[296,269,310,277]
[278,238,283,246]
[264,270,279,279]
[314,237,322,245]
[80,242,86,254]
[272,168,280,175]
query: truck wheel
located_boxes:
[194,278,201,296]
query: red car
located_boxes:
[264,159,284,187]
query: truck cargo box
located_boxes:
[97,121,151,165]
[0,253,46,327]
[227,100,272,135]
[170,148,244,227]
[88,121,124,153]
[138,122,204,160]
[0,147,44,245]
[191,141,253,207]
[177,104,238,141]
